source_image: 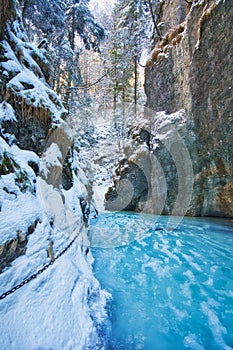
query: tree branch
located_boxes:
[69,71,109,91]
[148,0,162,40]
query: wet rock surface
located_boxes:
[143,0,233,217]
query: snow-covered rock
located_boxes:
[0,131,111,349]
[0,3,111,349]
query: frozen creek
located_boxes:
[90,212,233,350]
[1,113,232,350]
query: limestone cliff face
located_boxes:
[144,0,233,217]
[105,0,232,217]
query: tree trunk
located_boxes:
[113,50,118,112]
[54,58,61,95]
[83,49,89,97]
[21,0,29,18]
[113,83,117,111]
[69,9,75,52]
[122,87,125,103]
[134,56,138,108]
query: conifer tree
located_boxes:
[107,0,160,107]
[21,0,104,106]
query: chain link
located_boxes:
[0,229,82,301]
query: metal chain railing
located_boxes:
[0,227,83,301]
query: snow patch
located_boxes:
[0,102,17,122]
[0,134,111,348]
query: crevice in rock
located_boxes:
[0,219,40,273]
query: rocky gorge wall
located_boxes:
[145,0,233,217]
[105,0,233,218]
